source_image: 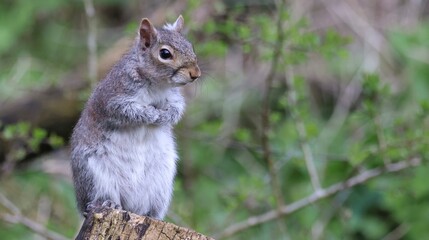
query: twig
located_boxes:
[285,67,321,191]
[320,0,392,68]
[336,0,384,51]
[0,191,69,240]
[381,224,409,240]
[374,113,389,165]
[316,65,363,152]
[215,157,421,239]
[0,57,32,105]
[0,191,20,215]
[311,191,350,239]
[83,0,98,86]
[260,0,287,209]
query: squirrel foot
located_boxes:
[83,200,122,218]
[101,200,122,210]
[83,200,100,218]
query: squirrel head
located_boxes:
[136,15,201,86]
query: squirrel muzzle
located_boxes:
[189,65,201,81]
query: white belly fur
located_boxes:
[87,125,177,216]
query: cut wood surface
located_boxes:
[76,206,214,240]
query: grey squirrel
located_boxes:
[70,15,200,220]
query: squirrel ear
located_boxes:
[172,15,184,33]
[139,18,157,49]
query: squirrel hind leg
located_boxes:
[146,205,168,220]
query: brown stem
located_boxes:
[260,0,287,209]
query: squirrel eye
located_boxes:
[159,48,173,60]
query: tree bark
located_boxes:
[76,206,214,240]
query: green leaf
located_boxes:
[28,138,41,152]
[234,128,251,142]
[16,122,31,136]
[237,25,251,39]
[269,112,281,124]
[48,134,64,148]
[32,128,47,141]
[411,165,429,198]
[349,143,369,166]
[2,125,16,139]
[13,148,27,161]
[305,122,319,138]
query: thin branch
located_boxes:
[0,191,20,215]
[316,65,363,151]
[215,157,421,239]
[83,0,98,86]
[0,191,69,240]
[260,0,287,208]
[311,191,350,240]
[335,0,384,51]
[374,112,389,165]
[0,57,33,105]
[320,0,392,68]
[285,67,321,191]
[381,224,410,240]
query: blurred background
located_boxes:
[0,0,429,239]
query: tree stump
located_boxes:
[76,206,214,240]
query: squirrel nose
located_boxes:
[189,73,198,80]
[189,66,201,80]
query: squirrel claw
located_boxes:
[102,200,122,210]
[83,200,121,218]
[83,201,99,218]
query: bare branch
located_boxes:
[285,67,321,191]
[321,0,383,57]
[0,191,20,215]
[320,0,394,71]
[260,0,287,208]
[316,65,363,151]
[311,191,350,240]
[83,0,98,86]
[381,224,409,240]
[216,157,421,239]
[0,191,69,240]
[374,112,389,165]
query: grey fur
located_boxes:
[70,16,200,219]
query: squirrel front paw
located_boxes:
[154,109,171,125]
[143,105,160,124]
[153,104,181,125]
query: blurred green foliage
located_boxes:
[390,22,429,102]
[0,170,78,239]
[0,1,428,240]
[0,0,85,100]
[173,2,429,239]
[1,122,64,161]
